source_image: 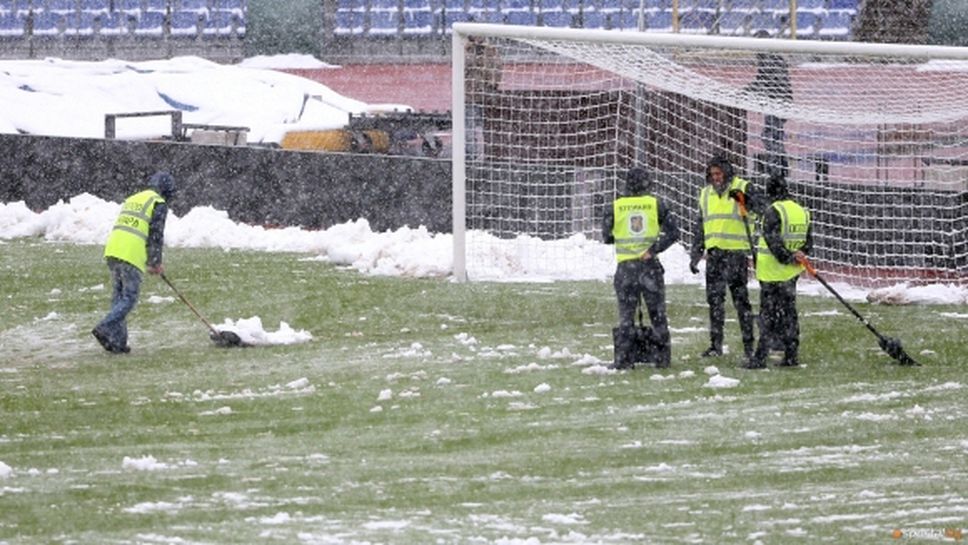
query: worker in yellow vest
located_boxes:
[603,166,680,369]
[744,173,812,369]
[688,155,765,362]
[92,171,176,354]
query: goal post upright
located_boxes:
[452,27,468,282]
[452,22,968,286]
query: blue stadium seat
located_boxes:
[46,0,76,13]
[747,11,777,33]
[95,11,127,35]
[828,0,857,9]
[506,10,537,25]
[171,11,203,35]
[402,9,433,33]
[581,11,606,29]
[369,10,400,34]
[32,12,64,36]
[541,11,572,27]
[335,10,365,34]
[338,0,366,9]
[80,0,111,13]
[817,10,852,36]
[797,0,824,9]
[204,10,235,35]
[718,11,748,33]
[134,11,165,34]
[760,0,790,12]
[679,10,714,32]
[505,0,530,10]
[647,11,672,31]
[145,0,167,12]
[791,11,816,35]
[180,0,210,10]
[67,12,98,35]
[728,0,757,12]
[442,9,471,32]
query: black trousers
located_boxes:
[614,259,670,366]
[754,278,799,364]
[705,249,755,354]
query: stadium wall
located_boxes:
[0,134,452,233]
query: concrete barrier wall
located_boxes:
[0,134,452,233]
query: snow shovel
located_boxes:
[797,257,919,366]
[160,273,248,348]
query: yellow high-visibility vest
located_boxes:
[613,195,659,263]
[104,189,164,272]
[700,177,750,251]
[756,200,810,282]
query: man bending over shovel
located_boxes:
[92,171,175,354]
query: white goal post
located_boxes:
[452,23,968,286]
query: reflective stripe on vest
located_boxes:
[756,199,810,282]
[700,177,750,250]
[103,189,164,272]
[612,195,660,263]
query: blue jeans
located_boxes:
[96,258,142,349]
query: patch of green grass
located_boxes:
[0,238,965,544]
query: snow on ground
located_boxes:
[0,55,403,144]
[2,193,965,306]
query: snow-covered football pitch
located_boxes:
[1,240,965,544]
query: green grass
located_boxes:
[0,238,965,544]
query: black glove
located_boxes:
[728,189,744,202]
[689,256,701,275]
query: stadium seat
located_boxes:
[679,10,714,32]
[818,10,852,37]
[145,0,167,13]
[32,12,65,36]
[67,12,98,35]
[505,0,530,10]
[402,9,433,33]
[717,11,748,34]
[792,11,816,36]
[46,0,76,13]
[582,11,606,29]
[443,9,472,30]
[134,11,165,35]
[728,0,757,12]
[80,0,111,13]
[828,0,857,9]
[335,10,365,34]
[204,10,234,35]
[0,12,25,37]
[647,11,672,31]
[541,11,573,27]
[796,0,824,9]
[369,10,400,35]
[747,11,777,33]
[506,10,537,25]
[171,11,204,35]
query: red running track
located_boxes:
[284,64,453,113]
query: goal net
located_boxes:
[451,24,968,287]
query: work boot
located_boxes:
[776,357,799,368]
[91,327,115,353]
[742,357,767,370]
[700,346,722,358]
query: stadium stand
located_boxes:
[0,0,865,61]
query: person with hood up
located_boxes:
[603,166,679,369]
[744,173,812,369]
[92,171,175,353]
[689,155,766,363]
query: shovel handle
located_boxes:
[797,254,816,276]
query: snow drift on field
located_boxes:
[1,194,964,305]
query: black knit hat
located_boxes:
[623,166,652,194]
